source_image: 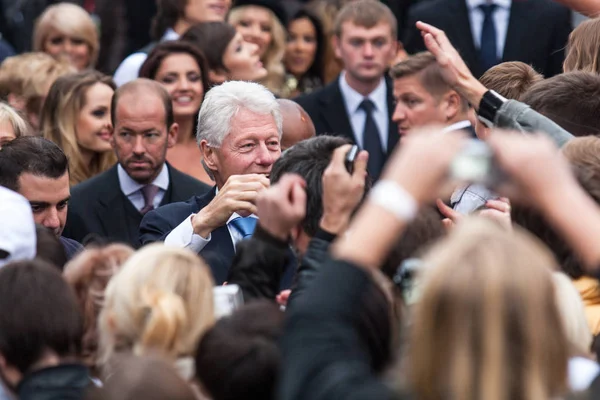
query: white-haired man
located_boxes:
[140,81,290,285]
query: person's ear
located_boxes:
[201,140,219,172]
[167,123,178,148]
[208,69,227,84]
[332,34,342,59]
[442,91,461,122]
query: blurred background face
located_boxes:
[185,0,232,22]
[231,6,273,59]
[43,28,91,71]
[285,17,317,78]
[154,53,204,119]
[111,94,175,184]
[335,21,396,84]
[0,121,16,148]
[76,83,114,155]
[223,32,268,81]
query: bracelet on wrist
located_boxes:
[368,180,418,222]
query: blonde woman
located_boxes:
[63,244,135,373]
[228,0,286,95]
[33,3,99,71]
[0,102,30,148]
[40,70,117,186]
[98,244,215,385]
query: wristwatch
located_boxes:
[477,90,507,128]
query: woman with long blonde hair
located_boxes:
[98,244,215,384]
[40,70,117,185]
[33,2,99,71]
[228,1,287,95]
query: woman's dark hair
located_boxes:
[151,0,187,40]
[287,9,326,83]
[181,22,237,74]
[139,40,211,95]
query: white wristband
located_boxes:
[368,180,418,222]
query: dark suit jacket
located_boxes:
[62,164,210,249]
[402,0,572,78]
[139,187,296,287]
[295,75,400,160]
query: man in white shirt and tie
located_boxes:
[140,81,295,286]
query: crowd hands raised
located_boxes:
[4,0,600,399]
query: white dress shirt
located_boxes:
[338,72,389,152]
[113,28,180,87]
[118,163,169,211]
[164,188,258,253]
[466,0,512,60]
[443,120,473,133]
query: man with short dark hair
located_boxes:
[0,136,82,259]
[295,0,399,180]
[62,79,210,248]
[520,71,600,137]
[0,259,89,399]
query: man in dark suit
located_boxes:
[63,79,210,248]
[295,0,400,180]
[0,136,83,260]
[402,0,572,78]
[140,81,293,286]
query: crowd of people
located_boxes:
[2,0,600,399]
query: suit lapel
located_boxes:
[448,0,481,76]
[502,0,533,64]
[318,78,356,143]
[94,166,136,244]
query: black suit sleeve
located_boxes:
[279,259,401,400]
[546,7,572,77]
[139,208,179,245]
[401,5,427,54]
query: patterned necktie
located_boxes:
[229,217,258,239]
[479,3,499,72]
[139,184,160,215]
[359,99,385,180]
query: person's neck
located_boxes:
[80,148,95,170]
[446,113,470,127]
[172,19,191,36]
[175,116,196,145]
[344,72,381,97]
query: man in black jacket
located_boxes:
[63,79,210,248]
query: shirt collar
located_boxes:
[161,28,180,42]
[118,163,170,196]
[339,71,387,114]
[443,120,473,133]
[466,0,511,9]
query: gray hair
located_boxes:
[196,81,282,147]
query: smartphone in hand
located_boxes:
[345,145,359,174]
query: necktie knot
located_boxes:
[359,98,376,114]
[140,184,159,215]
[230,217,257,239]
[479,3,498,16]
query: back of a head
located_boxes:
[479,61,544,100]
[563,136,600,203]
[277,99,316,150]
[111,78,174,129]
[521,71,600,137]
[564,18,600,74]
[410,218,568,400]
[0,259,83,374]
[553,272,592,357]
[98,244,215,368]
[195,301,284,400]
[86,354,196,400]
[0,102,30,143]
[35,224,67,270]
[270,135,357,236]
[333,0,397,38]
[181,22,237,73]
[63,244,135,365]
[197,80,281,147]
[0,136,68,192]
[391,52,468,111]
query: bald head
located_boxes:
[111,78,174,129]
[278,99,316,150]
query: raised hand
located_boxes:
[256,174,307,241]
[192,174,270,238]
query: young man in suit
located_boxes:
[0,136,82,260]
[402,0,572,78]
[140,81,293,286]
[295,0,399,180]
[62,79,210,248]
